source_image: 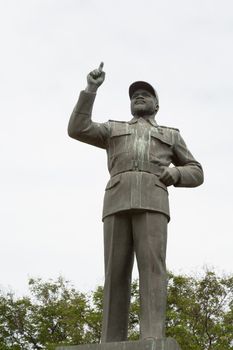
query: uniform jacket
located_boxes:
[68,91,204,221]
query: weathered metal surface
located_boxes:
[67,67,203,343]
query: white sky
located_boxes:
[0,0,232,296]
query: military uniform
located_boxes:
[69,90,204,341]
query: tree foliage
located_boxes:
[166,270,233,350]
[0,270,232,350]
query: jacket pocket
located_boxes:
[110,129,132,138]
[105,175,121,190]
[154,177,168,192]
[150,130,172,146]
[109,129,132,157]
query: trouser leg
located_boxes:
[101,213,134,342]
[132,211,168,339]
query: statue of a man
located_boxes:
[68,63,204,342]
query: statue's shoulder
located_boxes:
[108,119,128,124]
[156,125,180,144]
[158,125,180,133]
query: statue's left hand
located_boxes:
[159,167,180,186]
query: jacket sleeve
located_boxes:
[68,90,110,149]
[172,131,204,187]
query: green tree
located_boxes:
[0,270,232,350]
[166,270,233,350]
[0,277,89,349]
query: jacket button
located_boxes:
[133,160,138,170]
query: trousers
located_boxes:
[101,211,168,342]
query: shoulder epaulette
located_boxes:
[159,125,180,132]
[108,119,128,123]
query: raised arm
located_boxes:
[68,62,110,149]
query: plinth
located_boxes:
[56,338,181,350]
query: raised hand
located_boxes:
[86,62,105,92]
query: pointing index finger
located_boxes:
[98,62,104,72]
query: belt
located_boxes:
[110,160,163,177]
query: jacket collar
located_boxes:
[129,116,158,127]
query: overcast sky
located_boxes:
[0,0,232,296]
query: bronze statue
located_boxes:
[68,62,204,343]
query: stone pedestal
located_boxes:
[56,338,181,350]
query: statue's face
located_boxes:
[130,89,158,117]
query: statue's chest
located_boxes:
[108,121,172,159]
